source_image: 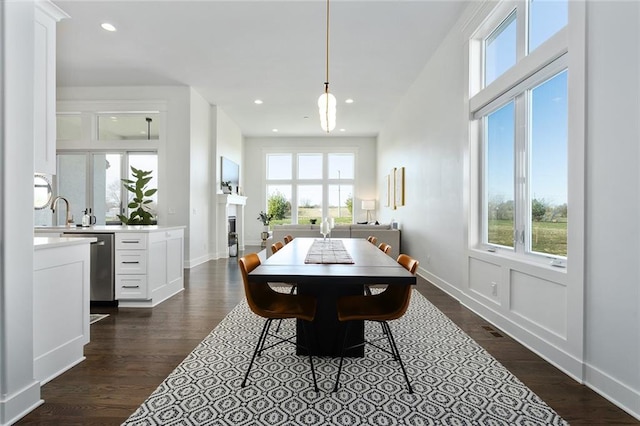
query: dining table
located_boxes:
[248,237,416,357]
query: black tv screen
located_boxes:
[221,156,239,190]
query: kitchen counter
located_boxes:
[35,225,185,233]
[34,236,96,249]
[36,225,186,308]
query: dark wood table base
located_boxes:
[296,281,364,357]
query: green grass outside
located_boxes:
[488,219,567,257]
[268,207,353,227]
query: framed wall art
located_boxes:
[395,166,405,207]
[384,174,391,207]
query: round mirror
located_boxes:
[34,174,52,210]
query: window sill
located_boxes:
[468,246,568,283]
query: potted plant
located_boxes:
[257,211,273,248]
[221,181,233,194]
[118,166,157,225]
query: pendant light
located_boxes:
[318,0,336,132]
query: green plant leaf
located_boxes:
[143,199,153,204]
[128,202,138,208]
[144,189,157,196]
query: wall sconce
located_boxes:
[361,200,375,223]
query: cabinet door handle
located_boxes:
[122,261,140,264]
[122,285,140,289]
[121,240,140,244]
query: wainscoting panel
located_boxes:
[468,257,501,305]
[510,270,567,338]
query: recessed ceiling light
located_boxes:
[339,128,346,132]
[345,99,354,104]
[254,99,263,105]
[272,128,279,132]
[101,23,117,32]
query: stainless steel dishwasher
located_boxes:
[63,232,115,303]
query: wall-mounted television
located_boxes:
[221,156,239,192]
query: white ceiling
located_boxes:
[55,0,469,137]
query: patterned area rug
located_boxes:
[89,313,109,325]
[123,290,567,425]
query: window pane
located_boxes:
[298,154,322,179]
[530,70,567,256]
[94,153,122,225]
[97,113,160,140]
[267,185,292,226]
[297,185,322,224]
[328,184,353,224]
[485,11,517,86]
[529,0,567,53]
[267,154,291,180]
[328,154,354,179]
[56,154,87,226]
[486,101,515,248]
[127,153,158,223]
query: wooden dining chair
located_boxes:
[238,253,319,391]
[366,235,378,245]
[271,241,284,254]
[378,242,391,255]
[333,253,419,393]
[283,234,294,244]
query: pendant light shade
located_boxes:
[318,90,336,132]
[318,0,336,133]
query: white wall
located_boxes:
[188,89,212,267]
[1,1,43,424]
[243,136,377,245]
[583,1,640,415]
[377,0,639,419]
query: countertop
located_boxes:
[34,236,97,250]
[34,225,186,233]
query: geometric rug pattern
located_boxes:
[89,313,109,325]
[123,290,567,425]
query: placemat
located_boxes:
[304,239,354,264]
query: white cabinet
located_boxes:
[115,233,148,300]
[115,229,184,307]
[34,237,91,384]
[34,1,68,175]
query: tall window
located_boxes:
[471,0,568,260]
[265,151,355,226]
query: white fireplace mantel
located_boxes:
[216,194,247,258]
[217,194,247,206]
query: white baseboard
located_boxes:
[0,380,42,426]
[585,362,640,421]
[185,253,213,269]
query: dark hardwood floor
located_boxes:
[19,247,638,425]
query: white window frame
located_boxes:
[264,149,357,224]
[469,0,578,268]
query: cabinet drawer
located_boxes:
[116,233,147,250]
[116,275,148,299]
[115,251,147,274]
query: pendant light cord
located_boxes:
[325,0,330,90]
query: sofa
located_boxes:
[267,224,401,259]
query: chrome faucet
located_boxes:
[51,196,73,227]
